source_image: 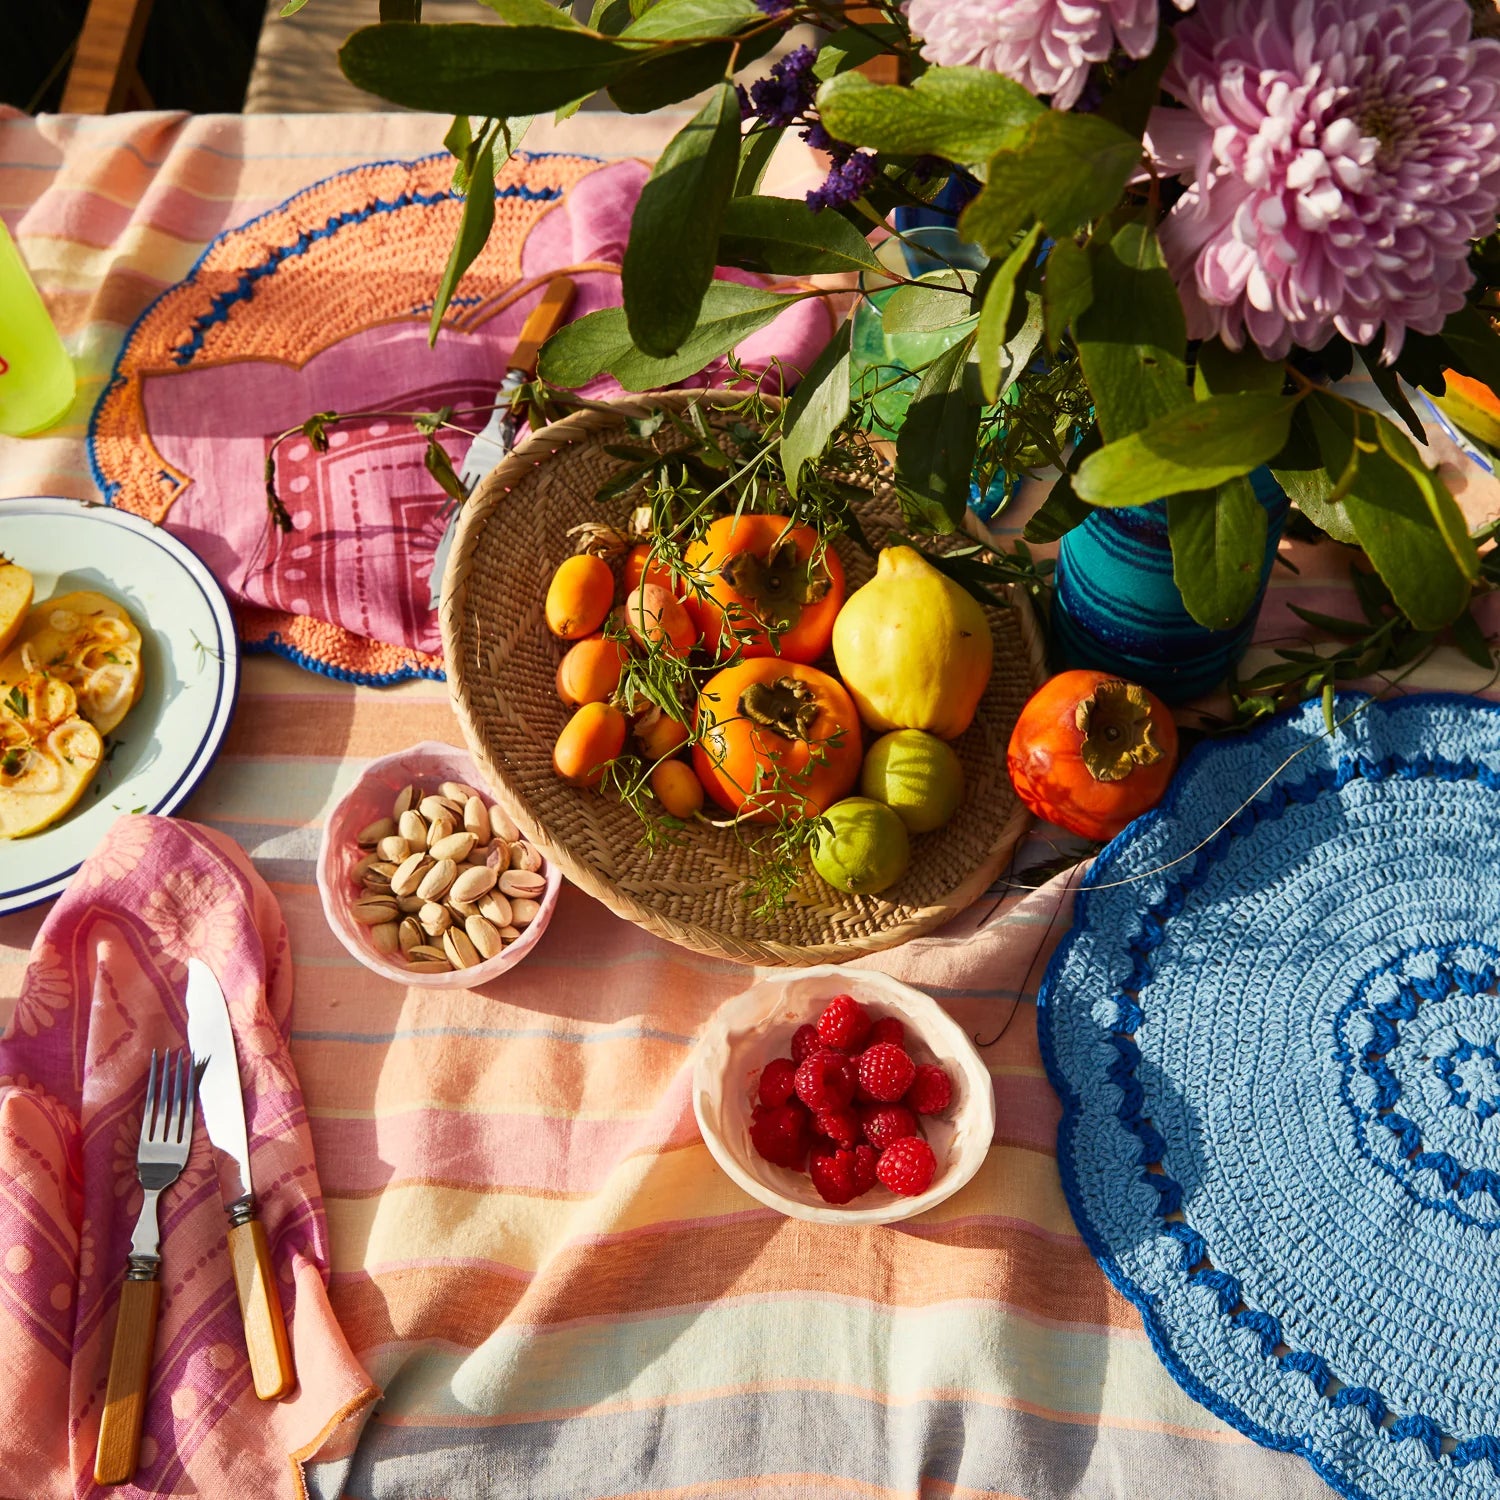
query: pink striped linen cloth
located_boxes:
[0,814,372,1499]
[6,106,1500,1500]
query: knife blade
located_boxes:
[185,958,295,1400]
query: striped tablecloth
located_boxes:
[4,106,1498,1500]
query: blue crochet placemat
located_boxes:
[1040,694,1500,1500]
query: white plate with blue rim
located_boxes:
[0,498,238,913]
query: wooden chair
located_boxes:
[60,0,155,112]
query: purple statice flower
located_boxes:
[1149,0,1500,361]
[753,0,788,12]
[902,0,1191,111]
[800,118,851,160]
[747,44,818,129]
[735,83,752,120]
[807,151,878,212]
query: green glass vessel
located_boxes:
[0,221,75,438]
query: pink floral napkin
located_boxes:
[0,817,373,1499]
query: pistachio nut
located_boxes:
[509,897,541,928]
[392,784,418,818]
[510,841,544,874]
[489,804,520,842]
[464,796,490,844]
[441,781,480,804]
[478,891,513,928]
[430,831,476,863]
[398,917,423,955]
[377,834,410,864]
[398,809,428,847]
[416,858,458,901]
[390,851,431,898]
[450,865,498,904]
[357,816,398,847]
[352,896,399,925]
[465,913,503,959]
[371,921,401,955]
[498,869,546,900]
[443,928,482,970]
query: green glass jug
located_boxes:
[0,220,75,437]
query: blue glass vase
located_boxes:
[1050,469,1290,704]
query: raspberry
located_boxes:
[791,1024,822,1064]
[809,1143,878,1205]
[758,1057,797,1108]
[906,1063,953,1115]
[816,993,871,1052]
[857,1042,916,1103]
[861,1102,917,1151]
[867,1016,905,1049]
[749,1102,810,1169]
[814,1106,861,1149]
[876,1136,937,1196]
[795,1049,857,1111]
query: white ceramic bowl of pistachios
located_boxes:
[317,741,561,988]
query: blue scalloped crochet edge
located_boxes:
[1036,690,1500,1500]
[244,633,445,686]
[84,149,599,689]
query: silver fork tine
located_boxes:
[161,1048,177,1144]
[174,1051,190,1144]
[142,1048,159,1139]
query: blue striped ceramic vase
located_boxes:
[1050,468,1290,704]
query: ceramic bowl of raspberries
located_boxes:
[692,965,996,1224]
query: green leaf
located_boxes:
[780,321,852,497]
[608,30,776,112]
[1439,301,1500,391]
[1095,27,1174,138]
[1374,405,1480,579]
[1194,338,1285,397]
[1042,236,1090,353]
[961,112,1142,255]
[588,0,633,30]
[444,113,475,189]
[735,127,782,196]
[1023,475,1092,543]
[537,281,795,390]
[1271,403,1359,544]
[1306,393,1474,631]
[718,195,881,275]
[1074,393,1297,507]
[1166,475,1268,630]
[1451,607,1495,670]
[621,0,758,37]
[478,0,579,24]
[815,66,1043,165]
[811,24,904,81]
[1074,221,1188,440]
[380,0,421,19]
[1321,680,1336,735]
[1286,603,1371,639]
[894,333,980,533]
[279,0,310,14]
[976,224,1041,404]
[879,274,976,337]
[424,435,469,504]
[622,83,742,357]
[340,23,641,114]
[1357,345,1427,445]
[429,119,534,340]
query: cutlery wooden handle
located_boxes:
[227,1218,294,1400]
[508,276,576,378]
[95,1278,160,1485]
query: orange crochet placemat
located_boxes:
[89,150,613,684]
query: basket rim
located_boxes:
[440,390,1047,966]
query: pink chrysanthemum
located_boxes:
[1149,0,1500,360]
[904,0,1188,111]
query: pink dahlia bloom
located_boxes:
[904,0,1188,111]
[1149,0,1500,360]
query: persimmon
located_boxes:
[684,515,845,664]
[545,554,614,640]
[554,702,627,788]
[1006,670,1178,842]
[693,658,863,822]
[555,634,628,707]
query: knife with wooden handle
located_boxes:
[185,959,294,1400]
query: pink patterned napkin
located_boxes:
[0,817,373,1499]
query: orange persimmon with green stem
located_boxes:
[1006,671,1179,842]
[693,658,863,822]
[684,515,845,664]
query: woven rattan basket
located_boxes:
[441,392,1047,965]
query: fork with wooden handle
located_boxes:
[94,1049,199,1486]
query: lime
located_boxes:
[861,729,964,833]
[812,797,910,895]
